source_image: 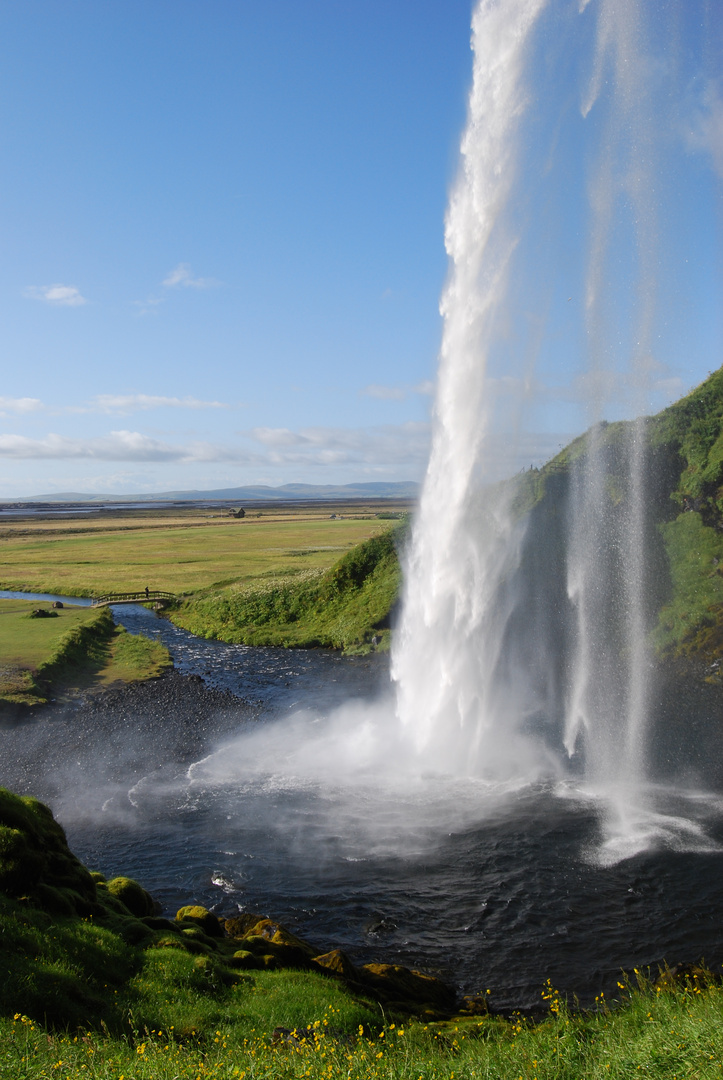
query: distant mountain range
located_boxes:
[10,481,420,504]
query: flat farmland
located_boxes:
[0,504,404,597]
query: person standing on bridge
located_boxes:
[145,585,149,598]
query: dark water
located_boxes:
[2,602,723,1012]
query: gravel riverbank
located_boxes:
[0,668,258,814]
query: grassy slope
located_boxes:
[170,524,405,652]
[1,787,722,1079]
[0,600,171,707]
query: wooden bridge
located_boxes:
[91,590,176,608]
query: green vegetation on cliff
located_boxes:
[508,367,723,674]
[170,524,406,652]
[1,786,722,1078]
[647,369,723,669]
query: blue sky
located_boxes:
[0,0,720,497]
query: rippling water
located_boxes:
[2,603,723,1011]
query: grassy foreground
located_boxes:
[0,599,171,708]
[1,785,722,1079]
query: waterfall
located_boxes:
[391,0,717,839]
[391,0,551,778]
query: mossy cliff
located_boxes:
[170,524,405,653]
[504,366,723,685]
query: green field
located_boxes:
[0,599,99,667]
[0,505,399,597]
[0,599,171,708]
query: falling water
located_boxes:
[392,0,551,778]
[392,0,721,850]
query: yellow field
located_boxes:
[0,503,405,597]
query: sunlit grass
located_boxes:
[0,508,396,597]
[2,973,723,1079]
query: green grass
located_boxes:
[1,958,723,1079]
[0,600,172,707]
[0,600,101,668]
[171,525,405,652]
[97,624,173,685]
[0,602,115,706]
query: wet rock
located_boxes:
[312,948,359,980]
[359,962,457,1011]
[226,914,317,957]
[224,912,268,938]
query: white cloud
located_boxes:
[162,263,220,289]
[248,422,432,469]
[361,380,435,401]
[0,396,43,415]
[0,423,431,472]
[23,284,87,306]
[0,431,188,462]
[84,394,227,414]
[362,384,407,401]
[133,296,164,317]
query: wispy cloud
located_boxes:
[0,396,43,415]
[361,381,435,401]
[0,431,243,463]
[82,394,227,415]
[162,263,220,289]
[23,284,87,307]
[133,295,164,317]
[248,422,432,469]
[685,80,723,179]
[0,423,432,471]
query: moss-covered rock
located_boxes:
[0,788,96,913]
[106,875,156,918]
[175,904,224,938]
[359,963,456,1011]
[312,949,359,980]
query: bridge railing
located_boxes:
[91,590,176,607]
